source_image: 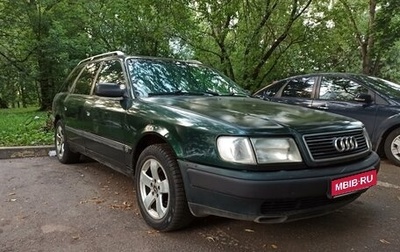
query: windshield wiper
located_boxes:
[219,92,247,97]
[148,90,221,97]
[148,90,183,96]
[202,90,220,96]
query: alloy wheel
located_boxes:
[56,124,65,159]
[138,158,170,219]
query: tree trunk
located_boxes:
[38,51,55,111]
[340,0,377,75]
[361,0,376,74]
[0,98,8,108]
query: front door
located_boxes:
[85,59,130,173]
[311,75,378,137]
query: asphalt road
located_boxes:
[0,157,399,252]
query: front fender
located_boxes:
[372,113,400,151]
[140,124,185,158]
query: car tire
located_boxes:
[135,144,194,231]
[55,120,80,164]
[384,128,400,166]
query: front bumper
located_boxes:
[178,152,380,223]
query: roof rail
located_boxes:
[78,51,125,65]
[185,59,202,64]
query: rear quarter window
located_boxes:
[60,65,83,93]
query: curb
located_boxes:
[0,145,54,159]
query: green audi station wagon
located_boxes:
[52,51,380,231]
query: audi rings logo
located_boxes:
[334,136,358,152]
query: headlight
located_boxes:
[217,136,302,164]
[363,128,372,151]
[251,138,302,163]
[217,137,256,164]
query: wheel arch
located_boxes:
[131,132,183,176]
[376,124,400,157]
[53,114,62,127]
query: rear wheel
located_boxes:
[384,128,400,166]
[135,144,194,231]
[55,120,80,164]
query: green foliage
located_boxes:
[1,0,400,110]
[0,108,53,146]
[181,0,314,90]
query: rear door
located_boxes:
[63,62,100,152]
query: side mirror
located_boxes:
[354,93,372,103]
[95,83,126,98]
[261,94,271,101]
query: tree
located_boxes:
[0,0,102,110]
[174,0,313,91]
[331,0,400,77]
[274,0,400,82]
[2,0,400,108]
[0,0,190,110]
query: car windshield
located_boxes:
[127,58,248,97]
[359,75,400,100]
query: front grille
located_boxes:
[260,193,360,214]
[303,129,370,162]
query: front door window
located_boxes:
[319,76,368,101]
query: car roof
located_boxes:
[274,72,384,89]
[253,72,379,95]
[277,72,370,81]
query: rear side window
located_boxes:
[73,63,100,95]
[255,80,286,97]
[282,77,315,98]
[63,65,83,92]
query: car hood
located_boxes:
[141,96,362,134]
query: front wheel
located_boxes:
[384,128,400,166]
[135,144,194,231]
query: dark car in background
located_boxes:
[53,53,380,231]
[253,73,400,167]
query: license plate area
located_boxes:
[330,170,377,198]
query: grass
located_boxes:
[0,107,53,147]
